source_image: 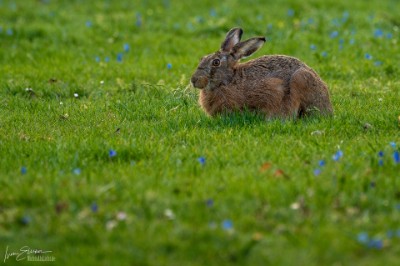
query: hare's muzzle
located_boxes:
[191,75,208,89]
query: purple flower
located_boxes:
[91,203,98,212]
[222,219,233,230]
[394,151,399,164]
[21,166,27,175]
[109,149,117,158]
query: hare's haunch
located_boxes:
[191,27,333,118]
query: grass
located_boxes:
[1,0,400,265]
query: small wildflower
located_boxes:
[330,31,339,38]
[164,209,175,220]
[318,160,326,167]
[222,219,233,230]
[123,43,130,52]
[389,142,396,148]
[378,159,383,166]
[321,51,328,57]
[106,220,117,231]
[374,29,383,38]
[95,56,100,62]
[349,38,355,45]
[332,150,343,161]
[116,212,127,221]
[313,168,321,176]
[365,53,372,60]
[21,166,27,175]
[167,63,172,69]
[287,9,295,17]
[357,232,369,244]
[117,53,123,62]
[20,216,31,225]
[105,57,110,63]
[73,168,81,175]
[386,33,393,39]
[91,203,98,212]
[206,199,214,207]
[109,149,117,158]
[378,151,384,157]
[310,44,317,51]
[60,102,63,105]
[85,21,92,27]
[368,239,383,249]
[198,157,206,166]
[210,9,217,17]
[100,80,104,85]
[374,61,382,66]
[393,151,400,164]
[6,28,13,35]
[73,93,79,98]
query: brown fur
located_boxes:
[191,28,333,118]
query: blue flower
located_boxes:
[109,149,117,158]
[95,56,100,62]
[365,53,372,60]
[332,150,343,161]
[378,151,384,157]
[123,43,130,52]
[378,159,383,166]
[313,168,321,176]
[321,51,328,57]
[167,63,172,69]
[310,44,317,51]
[374,29,383,38]
[85,21,92,28]
[349,38,355,45]
[21,166,27,175]
[318,160,326,167]
[287,9,295,17]
[210,9,217,17]
[308,18,315,24]
[6,28,13,36]
[386,33,393,39]
[357,232,369,244]
[330,31,339,38]
[117,53,123,62]
[390,142,396,148]
[136,13,142,27]
[222,219,233,230]
[198,157,206,165]
[20,216,31,225]
[73,168,81,175]
[105,57,110,63]
[206,199,214,207]
[91,203,98,212]
[368,239,383,249]
[374,61,382,66]
[394,151,399,164]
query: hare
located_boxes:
[190,27,333,118]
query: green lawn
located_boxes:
[1,0,400,265]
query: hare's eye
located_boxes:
[212,58,221,67]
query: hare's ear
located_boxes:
[231,37,266,60]
[221,28,243,52]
